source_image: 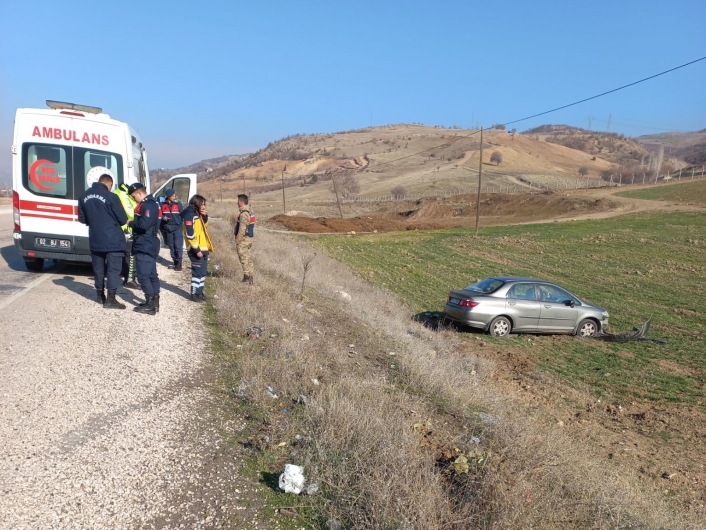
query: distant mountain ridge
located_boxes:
[635,130,706,165]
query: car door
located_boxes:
[153,173,197,205]
[505,283,540,331]
[537,284,579,333]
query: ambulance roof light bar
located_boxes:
[46,100,103,114]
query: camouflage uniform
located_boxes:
[235,204,254,282]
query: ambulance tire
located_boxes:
[24,258,45,272]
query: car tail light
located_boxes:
[13,191,20,231]
[459,299,479,308]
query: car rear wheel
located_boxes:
[576,319,598,337]
[24,258,45,272]
[489,316,512,337]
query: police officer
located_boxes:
[114,182,139,289]
[77,171,128,309]
[160,188,184,271]
[127,183,161,315]
[234,194,254,285]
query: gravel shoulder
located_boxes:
[0,251,252,529]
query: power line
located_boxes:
[363,55,706,171]
[503,55,706,127]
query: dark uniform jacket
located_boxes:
[77,182,128,253]
[130,195,161,258]
[160,199,184,232]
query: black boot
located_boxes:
[174,260,182,272]
[168,260,176,270]
[134,295,156,315]
[96,289,106,305]
[154,294,160,313]
[190,293,204,303]
[124,278,140,289]
[104,291,126,310]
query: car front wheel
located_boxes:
[489,316,512,337]
[576,319,599,337]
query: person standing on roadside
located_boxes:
[114,182,139,289]
[182,194,214,302]
[234,194,255,284]
[128,183,161,315]
[77,171,128,309]
[160,189,184,271]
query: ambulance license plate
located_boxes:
[35,237,71,249]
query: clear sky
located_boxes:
[1,0,704,184]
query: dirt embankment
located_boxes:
[268,192,619,233]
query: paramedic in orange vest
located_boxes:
[160,189,184,271]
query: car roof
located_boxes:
[490,276,546,283]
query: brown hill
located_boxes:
[195,124,617,203]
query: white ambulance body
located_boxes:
[12,101,196,271]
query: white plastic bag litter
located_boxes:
[279,464,306,494]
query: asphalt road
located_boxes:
[0,210,245,528]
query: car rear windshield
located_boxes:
[465,278,504,293]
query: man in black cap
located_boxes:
[160,188,184,271]
[127,183,161,315]
[77,172,128,309]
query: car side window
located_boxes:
[538,285,572,303]
[508,284,536,301]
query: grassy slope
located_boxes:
[317,212,706,405]
[615,178,706,205]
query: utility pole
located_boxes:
[330,172,344,218]
[588,116,594,130]
[606,113,612,132]
[475,126,483,236]
[281,165,287,214]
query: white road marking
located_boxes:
[0,273,54,311]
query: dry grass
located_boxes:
[205,207,696,529]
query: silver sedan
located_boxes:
[443,277,609,337]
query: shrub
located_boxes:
[391,185,407,197]
[490,152,502,165]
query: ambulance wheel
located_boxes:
[24,258,45,272]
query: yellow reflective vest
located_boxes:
[114,183,137,233]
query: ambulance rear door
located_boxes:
[14,110,127,263]
[153,174,197,205]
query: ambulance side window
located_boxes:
[23,144,71,198]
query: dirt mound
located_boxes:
[408,200,457,220]
[266,191,622,234]
[269,214,405,233]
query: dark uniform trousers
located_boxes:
[135,254,160,297]
[165,229,184,261]
[92,251,124,292]
[188,250,208,295]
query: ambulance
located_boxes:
[11,100,197,271]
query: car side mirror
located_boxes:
[565,300,575,308]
